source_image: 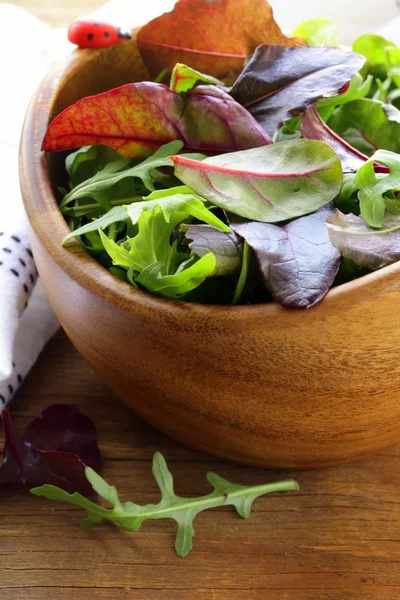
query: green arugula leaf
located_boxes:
[62,206,129,245]
[60,141,184,211]
[317,73,373,121]
[329,99,400,156]
[66,145,124,188]
[31,452,299,557]
[355,149,400,228]
[292,19,338,47]
[170,63,224,93]
[125,188,231,231]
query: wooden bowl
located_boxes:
[19,38,400,469]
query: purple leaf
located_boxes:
[0,405,101,494]
[326,210,400,270]
[230,204,341,309]
[230,45,365,135]
[301,105,389,175]
[183,224,243,276]
[301,105,369,173]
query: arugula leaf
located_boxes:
[60,141,184,211]
[229,204,340,309]
[317,73,373,121]
[31,452,299,557]
[292,19,338,47]
[327,210,400,269]
[329,99,400,156]
[334,173,360,214]
[182,224,243,276]
[230,45,365,135]
[170,63,223,93]
[301,105,369,173]
[66,145,124,188]
[355,149,400,228]
[126,188,231,231]
[62,206,129,245]
[172,139,342,223]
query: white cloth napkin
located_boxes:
[0,0,398,408]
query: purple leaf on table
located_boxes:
[0,404,101,494]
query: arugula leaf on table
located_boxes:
[229,45,365,135]
[354,149,400,228]
[31,451,299,558]
[292,18,338,47]
[328,99,400,156]
[327,210,400,269]
[170,63,223,93]
[182,224,243,276]
[0,405,100,495]
[229,204,340,309]
[172,139,342,223]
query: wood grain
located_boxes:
[19,35,400,469]
[1,330,400,599]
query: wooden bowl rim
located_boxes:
[20,46,400,322]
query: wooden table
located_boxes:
[1,330,400,600]
[3,2,400,598]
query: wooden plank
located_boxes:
[1,330,400,599]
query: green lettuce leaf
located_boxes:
[99,202,223,299]
[317,73,373,121]
[329,99,400,156]
[353,34,397,79]
[292,18,338,47]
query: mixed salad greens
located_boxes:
[43,0,400,309]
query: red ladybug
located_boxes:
[68,20,132,49]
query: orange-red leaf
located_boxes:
[136,0,306,79]
[42,82,271,158]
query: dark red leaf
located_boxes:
[301,105,389,174]
[136,0,306,80]
[0,405,101,494]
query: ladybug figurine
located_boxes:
[68,20,132,49]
